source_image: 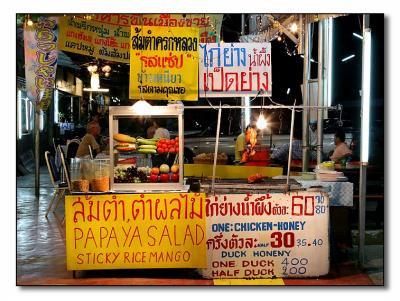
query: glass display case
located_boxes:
[109,103,184,192]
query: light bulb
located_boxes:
[132,100,152,115]
[277,36,282,42]
[90,73,100,90]
[102,65,111,73]
[27,19,33,26]
[290,23,298,33]
[256,113,267,130]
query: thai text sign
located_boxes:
[65,193,206,270]
[129,26,199,101]
[58,16,130,63]
[199,192,329,278]
[58,15,221,64]
[199,43,272,97]
[91,14,222,44]
[24,17,58,110]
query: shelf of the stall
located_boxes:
[112,181,186,193]
[109,105,184,192]
[112,151,185,192]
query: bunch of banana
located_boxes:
[113,133,136,143]
[113,133,136,152]
[136,137,159,154]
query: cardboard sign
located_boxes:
[199,43,272,97]
[65,193,206,270]
[24,17,58,110]
[199,192,329,278]
[129,26,199,101]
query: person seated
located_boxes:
[76,121,102,158]
[309,120,318,151]
[153,119,170,139]
[329,128,352,162]
[270,127,317,166]
[146,121,157,139]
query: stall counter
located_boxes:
[64,189,330,279]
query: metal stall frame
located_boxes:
[184,103,339,192]
[109,103,185,192]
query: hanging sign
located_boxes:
[129,26,199,101]
[199,43,272,97]
[65,193,206,270]
[57,15,222,64]
[91,14,223,43]
[199,192,329,278]
[58,16,130,64]
[24,17,59,110]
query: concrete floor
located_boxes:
[16,166,383,286]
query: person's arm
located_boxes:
[271,143,289,162]
[235,134,245,161]
[330,144,352,162]
[90,135,101,153]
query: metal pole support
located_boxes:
[35,106,41,197]
[302,20,310,172]
[211,103,222,193]
[358,163,368,267]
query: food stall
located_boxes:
[61,16,346,280]
[65,103,208,271]
[64,101,333,279]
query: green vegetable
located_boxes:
[137,138,157,145]
[138,145,157,150]
[137,148,157,154]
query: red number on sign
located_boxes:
[271,232,295,248]
[291,196,315,216]
[284,232,295,247]
[304,196,315,215]
[271,232,282,248]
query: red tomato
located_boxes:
[157,147,163,154]
[171,173,179,182]
[170,140,176,146]
[175,137,179,141]
[159,173,169,183]
[175,147,179,153]
[169,147,175,153]
[149,174,158,183]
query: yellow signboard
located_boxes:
[57,15,222,64]
[65,193,206,270]
[58,16,130,63]
[91,14,223,44]
[129,26,199,101]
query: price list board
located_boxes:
[200,192,329,278]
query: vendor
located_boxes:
[309,120,318,150]
[329,128,352,162]
[234,127,247,162]
[76,121,102,158]
[271,127,317,165]
[153,119,170,139]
